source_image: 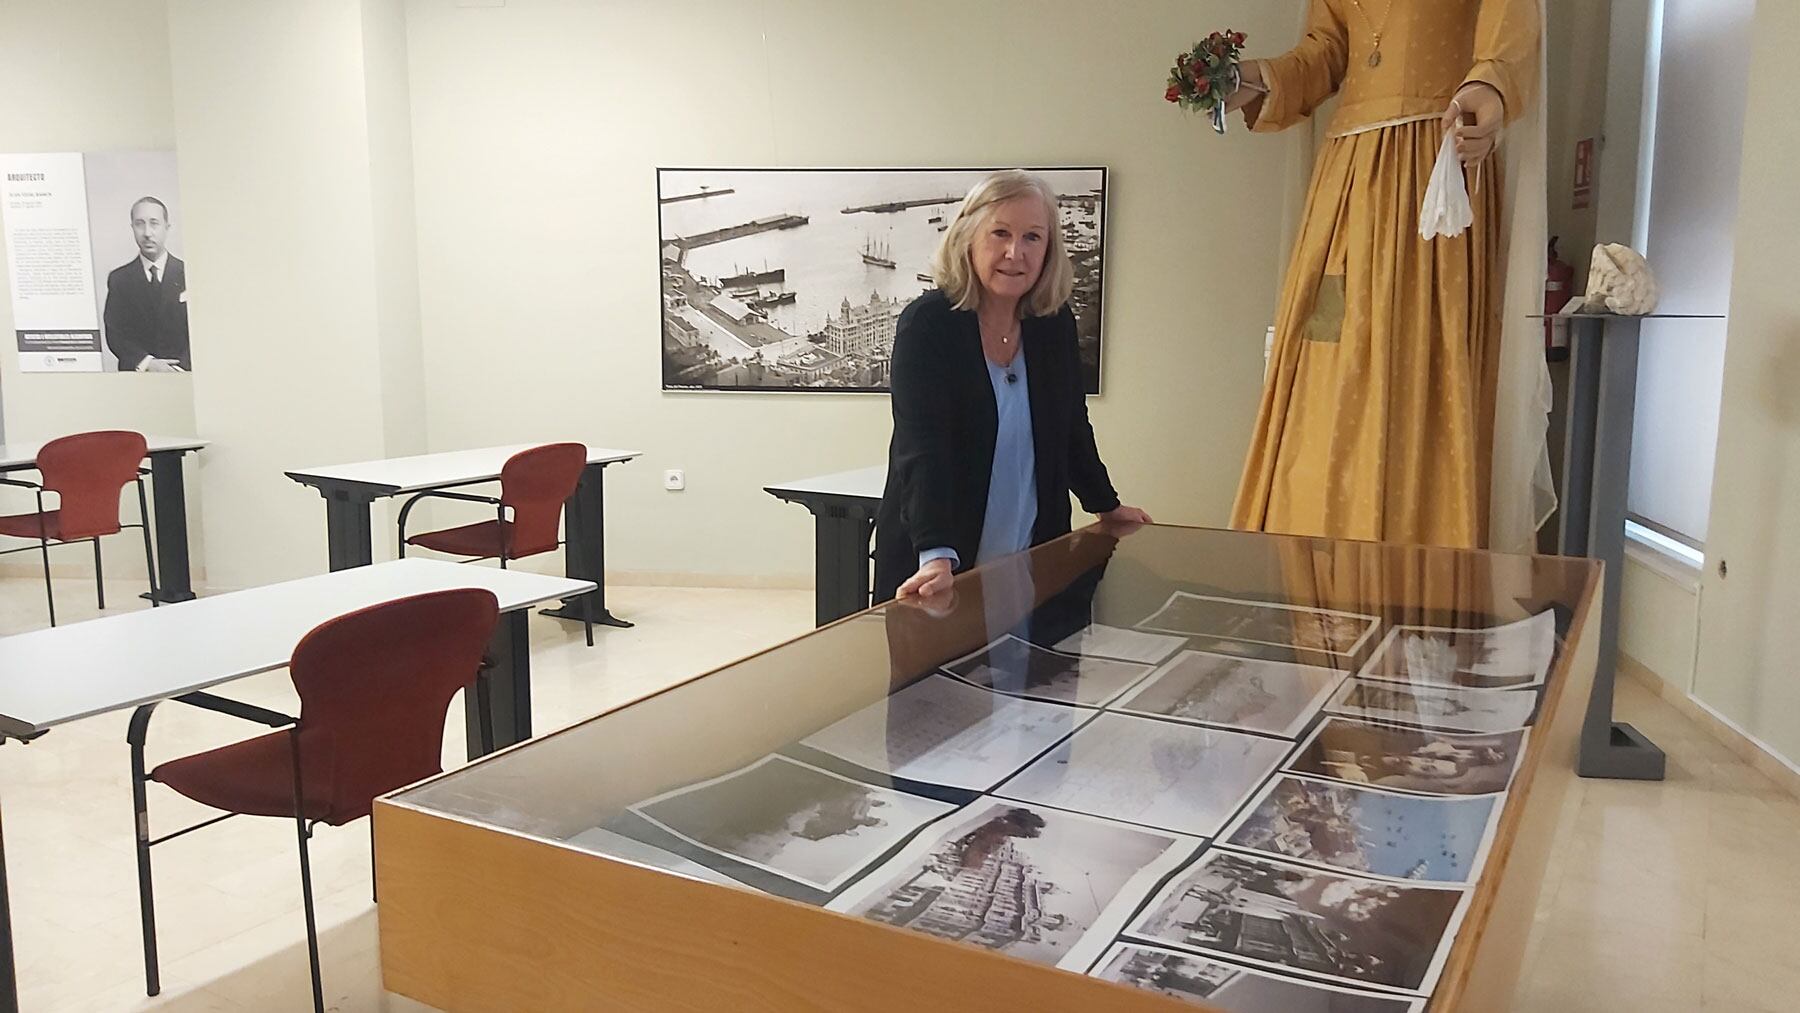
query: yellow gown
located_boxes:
[1230,0,1539,548]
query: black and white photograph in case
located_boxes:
[943,634,1153,707]
[658,167,1107,393]
[828,798,1196,971]
[1128,849,1470,995]
[1051,623,1187,665]
[1137,592,1380,658]
[1112,650,1346,738]
[562,826,747,891]
[1221,775,1501,885]
[629,754,955,893]
[1326,680,1537,735]
[798,673,1089,791]
[1359,610,1557,690]
[1288,718,1528,796]
[995,712,1291,837]
[1091,943,1425,1013]
[83,150,188,373]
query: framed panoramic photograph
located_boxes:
[657,166,1108,394]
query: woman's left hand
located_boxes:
[1442,83,1505,164]
[1099,504,1153,526]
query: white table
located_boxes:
[0,436,207,603]
[0,558,591,1011]
[764,466,885,626]
[286,444,639,628]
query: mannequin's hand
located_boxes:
[1225,60,1266,114]
[1442,83,1505,164]
[897,557,954,598]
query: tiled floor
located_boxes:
[3,576,1797,1011]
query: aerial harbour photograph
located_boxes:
[658,167,1107,393]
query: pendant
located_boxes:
[1368,49,1382,68]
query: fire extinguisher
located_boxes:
[1545,237,1574,361]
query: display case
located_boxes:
[375,524,1600,1013]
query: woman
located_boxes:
[1225,0,1541,548]
[874,169,1149,603]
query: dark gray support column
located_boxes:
[1558,319,1602,558]
[145,451,197,603]
[541,461,629,628]
[1574,316,1667,780]
[0,796,15,1013]
[322,488,376,571]
[814,506,876,627]
[468,610,531,760]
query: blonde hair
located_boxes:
[930,169,1073,318]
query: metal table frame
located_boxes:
[0,559,588,1010]
[288,454,635,630]
[0,442,203,604]
[765,469,882,627]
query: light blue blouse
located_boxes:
[919,346,1036,571]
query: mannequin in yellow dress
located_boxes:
[1226,0,1539,548]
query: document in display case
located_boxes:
[375,524,1599,1013]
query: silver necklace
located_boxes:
[1346,0,1394,68]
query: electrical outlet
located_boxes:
[664,469,686,491]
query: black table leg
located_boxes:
[0,795,16,1013]
[323,489,376,571]
[541,461,630,629]
[813,506,875,627]
[1572,317,1667,781]
[143,451,197,604]
[467,610,531,760]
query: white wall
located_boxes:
[0,0,199,580]
[402,0,1301,584]
[1544,0,1609,281]
[167,0,418,589]
[1619,548,1699,693]
[1691,0,1800,770]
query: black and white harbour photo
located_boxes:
[1287,718,1528,796]
[1112,650,1346,738]
[1326,680,1538,735]
[1091,943,1425,1012]
[943,634,1154,707]
[1129,849,1469,995]
[1136,592,1380,657]
[658,167,1106,392]
[1358,611,1557,691]
[630,754,955,892]
[829,798,1195,971]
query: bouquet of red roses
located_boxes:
[1165,30,1248,134]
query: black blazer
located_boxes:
[874,289,1119,603]
[104,255,190,371]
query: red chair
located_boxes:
[397,442,594,645]
[125,588,500,1011]
[0,430,160,626]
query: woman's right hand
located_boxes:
[897,557,955,598]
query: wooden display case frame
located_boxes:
[375,537,1600,1013]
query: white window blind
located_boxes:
[1626,0,1754,545]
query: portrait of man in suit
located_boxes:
[103,195,189,372]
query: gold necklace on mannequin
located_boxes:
[1346,0,1394,68]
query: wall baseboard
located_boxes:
[1618,653,1800,804]
[0,556,172,582]
[606,569,811,591]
